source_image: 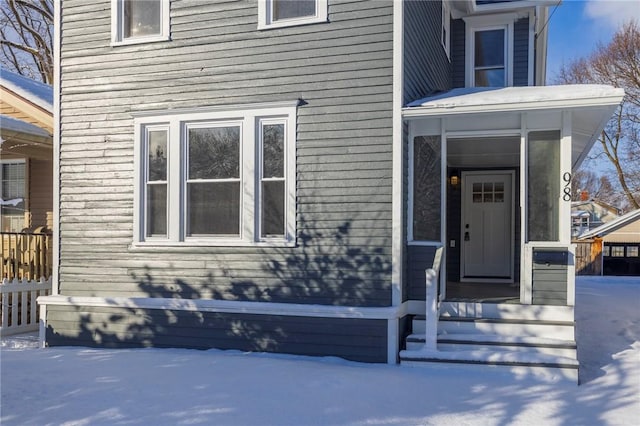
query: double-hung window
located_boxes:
[464,14,514,87]
[0,160,26,232]
[134,102,297,246]
[473,28,506,87]
[258,0,328,30]
[111,0,170,45]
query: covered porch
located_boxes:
[404,85,624,306]
[399,85,624,380]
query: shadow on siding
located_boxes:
[46,215,390,362]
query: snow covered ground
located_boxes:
[1,276,638,425]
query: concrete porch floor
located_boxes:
[445,281,520,303]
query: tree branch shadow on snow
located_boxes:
[45,213,391,361]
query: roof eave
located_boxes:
[402,94,624,119]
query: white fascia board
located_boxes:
[402,94,624,119]
[37,295,404,320]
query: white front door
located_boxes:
[461,171,514,280]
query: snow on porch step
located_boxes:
[438,316,575,340]
[405,333,577,358]
[399,348,579,382]
[440,302,575,322]
[440,302,574,321]
[412,316,575,340]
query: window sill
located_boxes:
[111,35,171,47]
[258,16,328,31]
[129,239,296,252]
[407,241,443,247]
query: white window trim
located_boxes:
[463,13,515,88]
[441,1,451,60]
[133,102,297,248]
[141,124,170,241]
[258,0,328,30]
[111,0,170,46]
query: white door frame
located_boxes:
[459,170,516,283]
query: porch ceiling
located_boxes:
[403,85,625,169]
[448,136,519,168]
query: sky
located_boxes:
[546,0,640,82]
[1,276,638,425]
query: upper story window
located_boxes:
[464,14,515,87]
[258,0,328,30]
[111,0,170,45]
[473,28,506,86]
[133,102,298,247]
[441,1,451,59]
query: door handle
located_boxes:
[464,232,470,241]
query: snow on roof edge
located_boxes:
[0,114,51,138]
[406,85,625,110]
[0,68,53,113]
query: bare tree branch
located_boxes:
[556,20,640,210]
[0,0,53,83]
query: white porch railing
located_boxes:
[424,246,444,350]
[1,277,52,336]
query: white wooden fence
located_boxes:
[1,277,52,336]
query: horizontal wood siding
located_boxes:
[403,0,451,104]
[28,158,53,229]
[58,0,395,319]
[531,249,568,305]
[513,17,529,86]
[407,245,438,300]
[451,19,465,88]
[46,305,387,363]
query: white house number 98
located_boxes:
[563,172,572,201]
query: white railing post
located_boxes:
[424,246,444,351]
[424,268,439,350]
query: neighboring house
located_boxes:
[0,69,54,232]
[39,0,624,381]
[579,209,640,276]
[571,199,621,238]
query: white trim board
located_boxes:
[37,295,408,321]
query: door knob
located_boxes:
[464,232,470,241]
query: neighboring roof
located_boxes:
[405,85,624,111]
[0,68,53,113]
[579,209,640,240]
[0,114,51,138]
[571,199,621,216]
[571,211,590,218]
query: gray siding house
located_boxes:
[40,0,623,381]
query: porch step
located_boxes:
[404,302,578,382]
[412,316,575,340]
[399,348,579,382]
[440,302,575,321]
[405,333,577,358]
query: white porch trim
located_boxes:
[390,0,404,364]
